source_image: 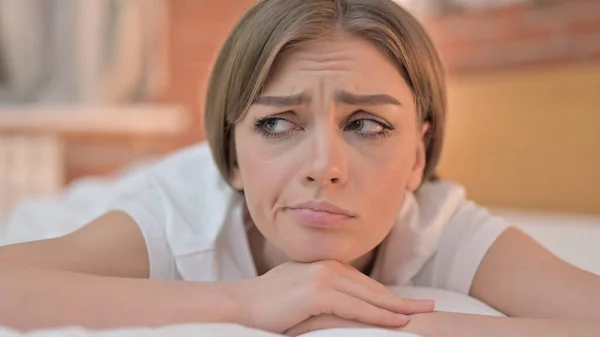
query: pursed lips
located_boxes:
[287,201,355,217]
[284,201,356,227]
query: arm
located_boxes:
[1,213,430,333]
[413,227,600,337]
[470,227,600,318]
[403,312,600,337]
[0,212,244,331]
[397,227,599,337]
[284,310,600,336]
[286,227,600,336]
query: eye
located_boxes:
[344,117,394,140]
[253,116,301,139]
[346,119,385,133]
[263,118,295,133]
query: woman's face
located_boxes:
[232,32,427,263]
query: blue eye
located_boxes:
[263,118,294,133]
[347,119,384,133]
[345,118,394,140]
[253,117,300,139]
[253,116,394,140]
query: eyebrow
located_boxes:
[336,91,402,106]
[253,90,402,107]
[253,93,308,106]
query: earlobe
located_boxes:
[231,166,244,190]
[229,133,244,190]
[406,123,430,192]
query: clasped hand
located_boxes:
[227,260,435,335]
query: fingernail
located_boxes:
[397,314,410,327]
[396,314,410,323]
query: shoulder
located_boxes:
[105,142,242,280]
[416,180,508,244]
[148,142,222,184]
[114,141,238,222]
[413,180,467,225]
[104,142,236,237]
[135,142,233,203]
[372,180,511,291]
[411,180,512,293]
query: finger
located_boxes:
[340,264,435,310]
[319,290,411,327]
[393,297,435,313]
[339,264,435,312]
[333,270,435,314]
[285,315,373,337]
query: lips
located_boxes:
[286,201,356,227]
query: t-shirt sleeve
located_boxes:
[412,201,511,294]
[105,174,176,280]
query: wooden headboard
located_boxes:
[438,62,600,215]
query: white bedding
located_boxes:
[0,286,501,337]
[1,176,599,336]
[0,325,418,337]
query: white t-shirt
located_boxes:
[106,142,510,295]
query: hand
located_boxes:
[284,314,375,336]
[284,313,435,337]
[226,260,435,334]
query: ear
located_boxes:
[229,130,244,191]
[230,164,244,191]
[406,122,430,192]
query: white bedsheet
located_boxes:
[0,216,7,239]
[1,175,599,336]
[0,286,501,337]
[0,325,415,337]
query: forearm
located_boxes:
[406,312,600,337]
[0,262,245,331]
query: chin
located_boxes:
[271,218,375,263]
[286,250,353,263]
[282,239,364,264]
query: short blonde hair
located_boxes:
[205,0,446,187]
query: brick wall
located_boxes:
[157,0,258,145]
[424,0,600,73]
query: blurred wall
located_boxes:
[424,0,600,214]
[424,0,600,73]
[64,0,257,181]
[440,63,600,214]
[66,0,600,215]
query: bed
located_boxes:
[1,176,599,336]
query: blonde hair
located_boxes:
[205,0,446,187]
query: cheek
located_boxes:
[364,165,409,212]
[236,140,298,215]
[238,145,294,189]
[353,141,415,221]
[354,138,415,190]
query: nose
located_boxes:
[303,126,348,188]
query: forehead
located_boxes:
[262,32,412,99]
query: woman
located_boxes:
[1,0,599,336]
